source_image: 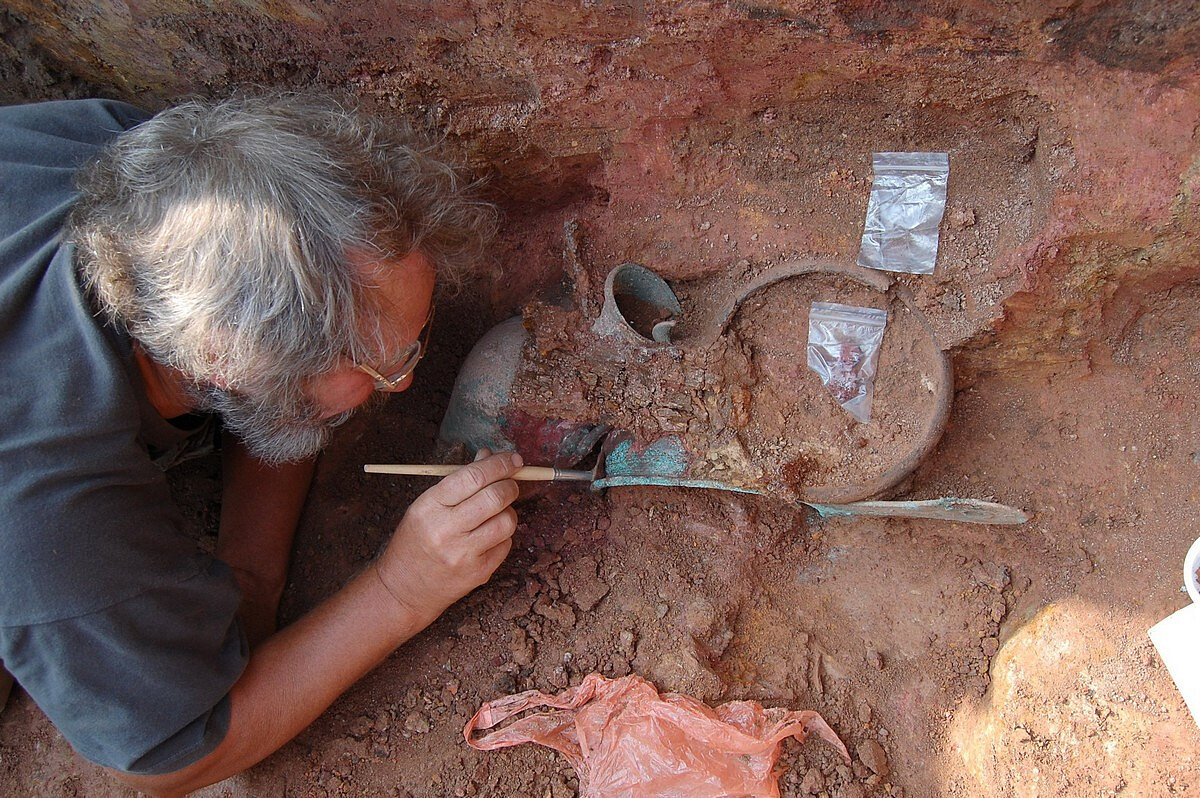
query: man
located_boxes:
[0,93,522,796]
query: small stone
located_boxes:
[548,664,569,689]
[970,561,1010,591]
[532,595,577,628]
[500,592,536,621]
[800,766,825,794]
[856,739,890,776]
[509,627,536,667]
[404,712,431,734]
[989,599,1008,622]
[939,289,964,310]
[618,629,637,660]
[865,648,884,670]
[655,602,669,619]
[493,671,518,694]
[981,636,999,657]
[951,207,976,228]
[559,555,610,612]
[837,783,866,798]
[347,714,373,739]
[456,617,482,638]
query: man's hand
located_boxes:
[374,450,522,623]
[118,448,523,798]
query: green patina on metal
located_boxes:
[592,476,763,493]
[602,434,690,478]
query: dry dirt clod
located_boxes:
[856,739,890,776]
[618,629,637,660]
[950,206,977,228]
[970,561,1010,591]
[500,591,536,621]
[800,766,825,794]
[456,617,483,639]
[509,627,536,667]
[347,714,373,739]
[559,555,610,611]
[532,595,577,628]
[403,712,431,735]
[989,598,1008,622]
[493,672,518,694]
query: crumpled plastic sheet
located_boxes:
[464,673,850,798]
[858,151,950,275]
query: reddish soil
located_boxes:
[510,268,946,503]
[7,281,1200,798]
[3,4,1200,798]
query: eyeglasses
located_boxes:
[355,303,435,391]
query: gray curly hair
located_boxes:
[71,91,494,389]
[69,92,496,461]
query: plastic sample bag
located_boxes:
[807,302,888,423]
[858,151,950,274]
[465,673,849,798]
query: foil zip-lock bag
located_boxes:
[858,151,950,274]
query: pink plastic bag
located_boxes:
[464,673,849,798]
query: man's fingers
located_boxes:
[477,536,514,576]
[470,506,518,551]
[473,447,492,462]
[452,477,519,525]
[435,452,522,506]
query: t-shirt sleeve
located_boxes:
[1,557,249,774]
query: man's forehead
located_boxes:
[349,248,436,337]
[347,247,434,283]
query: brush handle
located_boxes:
[363,464,592,481]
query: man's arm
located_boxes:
[217,433,315,647]
[117,451,523,798]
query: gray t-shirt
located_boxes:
[0,100,248,774]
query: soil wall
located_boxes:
[6,1,1199,364]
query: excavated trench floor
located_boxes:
[4,189,1199,798]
